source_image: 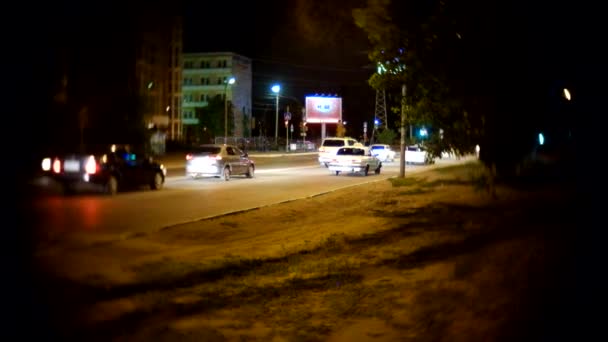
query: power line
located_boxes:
[252,72,369,87]
[253,57,369,73]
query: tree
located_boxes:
[336,120,346,137]
[195,96,230,140]
[353,0,540,188]
[376,128,397,145]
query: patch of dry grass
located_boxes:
[44,162,572,341]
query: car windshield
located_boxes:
[193,146,222,154]
[337,148,365,156]
[323,140,346,147]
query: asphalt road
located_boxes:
[28,154,468,246]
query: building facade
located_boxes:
[135,15,183,141]
[182,52,252,139]
[43,11,183,151]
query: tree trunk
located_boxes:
[486,163,497,199]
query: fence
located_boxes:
[214,136,317,152]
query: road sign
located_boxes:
[284,112,291,121]
[290,123,294,132]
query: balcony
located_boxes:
[182,84,225,91]
[183,67,229,75]
[182,101,208,108]
[182,117,199,125]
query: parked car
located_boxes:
[370,144,396,162]
[327,147,382,176]
[296,140,317,151]
[40,144,166,195]
[186,144,255,181]
[317,137,362,167]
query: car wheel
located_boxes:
[375,164,382,174]
[151,172,163,190]
[222,167,231,181]
[246,165,255,178]
[105,176,118,195]
[335,171,340,176]
[364,165,370,176]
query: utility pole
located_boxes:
[399,84,407,178]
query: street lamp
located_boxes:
[563,88,571,101]
[271,84,281,143]
[224,77,236,143]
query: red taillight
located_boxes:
[85,155,97,174]
[52,159,61,173]
[186,154,193,160]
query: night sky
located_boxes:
[181,0,606,137]
[183,0,375,133]
[9,0,606,148]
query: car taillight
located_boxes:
[85,155,97,174]
[52,158,61,173]
[318,147,325,152]
[41,158,51,171]
[186,154,193,160]
[212,155,222,161]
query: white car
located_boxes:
[327,147,382,176]
[406,145,434,164]
[370,144,396,162]
[317,137,362,167]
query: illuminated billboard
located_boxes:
[305,96,342,123]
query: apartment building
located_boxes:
[135,15,183,141]
[182,52,252,138]
[44,12,183,150]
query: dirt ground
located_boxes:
[33,161,576,341]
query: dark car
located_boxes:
[185,144,255,181]
[40,144,166,195]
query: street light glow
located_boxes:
[224,77,236,143]
[563,88,571,101]
[272,84,281,143]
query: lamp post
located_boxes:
[224,77,236,144]
[271,84,281,144]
